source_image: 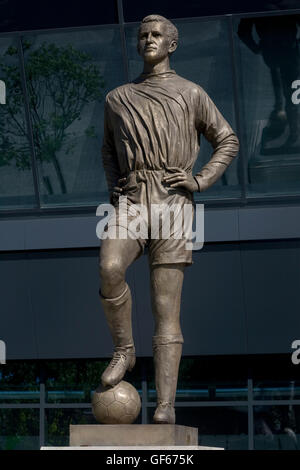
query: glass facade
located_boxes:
[0,36,36,210]
[234,13,300,198]
[1,7,300,211]
[1,355,300,450]
[22,27,126,208]
[254,405,300,450]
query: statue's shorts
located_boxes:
[103,169,195,266]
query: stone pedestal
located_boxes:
[70,424,198,447]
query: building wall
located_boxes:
[1,238,300,360]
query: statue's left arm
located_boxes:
[194,88,239,193]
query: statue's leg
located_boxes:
[150,263,186,424]
[99,237,143,387]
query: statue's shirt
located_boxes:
[102,70,239,198]
[101,70,239,264]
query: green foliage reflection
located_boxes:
[0,41,104,194]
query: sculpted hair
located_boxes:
[139,14,179,44]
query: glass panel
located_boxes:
[0,36,36,210]
[46,386,87,404]
[125,18,241,201]
[147,357,248,402]
[254,380,300,401]
[235,12,300,198]
[15,2,118,31]
[0,362,40,403]
[0,409,39,450]
[254,405,300,450]
[122,0,282,22]
[147,406,248,449]
[0,387,40,404]
[22,26,126,208]
[45,408,93,447]
[148,382,248,402]
[45,359,105,403]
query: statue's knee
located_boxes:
[99,258,125,285]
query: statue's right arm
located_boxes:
[101,98,122,204]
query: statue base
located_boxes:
[69,424,198,447]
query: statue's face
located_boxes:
[138,21,177,64]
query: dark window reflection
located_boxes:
[0,0,118,33]
[0,36,36,209]
[238,14,300,154]
[236,11,300,196]
[0,409,39,450]
[122,0,300,23]
[254,405,300,450]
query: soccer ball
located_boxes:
[92,380,141,424]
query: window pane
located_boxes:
[45,408,93,447]
[45,358,104,404]
[147,357,248,402]
[0,387,40,404]
[22,27,126,208]
[254,405,300,450]
[148,383,248,402]
[235,13,300,198]
[0,409,39,450]
[125,19,241,201]
[15,1,118,32]
[122,0,283,22]
[254,380,300,401]
[147,406,248,449]
[0,361,40,403]
[0,36,36,210]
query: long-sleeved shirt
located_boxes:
[102,70,239,201]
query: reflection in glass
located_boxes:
[0,362,40,403]
[254,380,300,401]
[236,12,300,196]
[0,409,39,450]
[22,27,126,207]
[45,408,93,446]
[0,36,36,210]
[148,382,248,402]
[254,405,300,450]
[0,387,40,404]
[46,386,86,404]
[125,19,241,201]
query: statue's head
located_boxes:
[137,15,178,64]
